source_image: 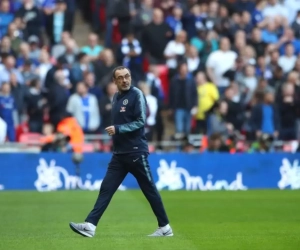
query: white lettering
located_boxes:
[155,159,248,191]
[34,158,126,192]
[278,158,300,190]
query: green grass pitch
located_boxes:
[0,190,299,250]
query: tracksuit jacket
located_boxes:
[111,86,149,154]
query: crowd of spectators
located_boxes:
[0,0,300,153]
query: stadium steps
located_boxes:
[72,11,91,47]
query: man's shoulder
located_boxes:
[131,86,141,93]
[206,50,220,62]
[69,93,80,99]
[130,86,144,98]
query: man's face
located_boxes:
[107,83,117,96]
[77,83,87,96]
[153,9,163,24]
[264,93,274,103]
[258,79,267,88]
[210,138,221,150]
[252,28,261,41]
[179,63,188,76]
[88,35,97,47]
[286,44,294,56]
[1,1,10,12]
[85,74,94,86]
[220,38,230,51]
[127,34,134,43]
[5,57,15,69]
[113,68,131,92]
[219,102,228,115]
[225,88,234,99]
[61,32,71,45]
[1,83,11,94]
[177,31,186,43]
[56,2,66,12]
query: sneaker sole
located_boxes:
[69,223,93,238]
[148,233,174,237]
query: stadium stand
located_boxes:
[0,0,300,153]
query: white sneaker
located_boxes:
[69,222,96,237]
[148,224,174,237]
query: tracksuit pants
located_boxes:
[85,152,170,227]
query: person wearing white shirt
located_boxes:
[0,55,24,86]
[66,82,100,133]
[242,65,258,105]
[164,30,187,71]
[262,0,289,24]
[206,37,237,91]
[186,45,201,74]
[0,117,7,143]
[139,82,158,142]
[284,0,300,24]
[278,43,297,73]
[120,34,142,67]
[35,50,52,89]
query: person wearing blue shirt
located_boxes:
[250,92,279,139]
[261,23,279,44]
[16,42,40,69]
[81,33,104,59]
[69,52,94,86]
[16,56,40,69]
[165,5,183,36]
[278,28,300,55]
[0,82,17,141]
[182,4,206,39]
[0,0,14,39]
[233,0,255,13]
[251,0,266,26]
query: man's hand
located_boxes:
[226,123,234,131]
[105,104,112,110]
[256,130,262,138]
[10,73,18,86]
[105,126,116,136]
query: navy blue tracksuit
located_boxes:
[86,86,169,227]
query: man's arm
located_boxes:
[115,90,147,134]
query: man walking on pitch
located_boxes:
[69,66,173,237]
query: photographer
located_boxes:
[206,133,230,153]
[41,132,72,152]
[248,133,275,153]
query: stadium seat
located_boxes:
[143,57,149,72]
[16,123,29,142]
[82,143,95,153]
[148,144,155,153]
[19,133,42,145]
